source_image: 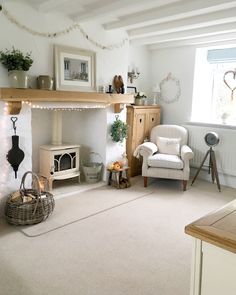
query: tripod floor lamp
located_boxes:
[191,132,221,192]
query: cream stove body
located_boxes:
[39,144,81,190]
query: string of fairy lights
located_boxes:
[4,101,111,112]
[0,5,128,50]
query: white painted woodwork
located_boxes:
[71,0,149,22]
[131,22,236,46]
[190,239,202,295]
[201,242,236,295]
[103,0,236,30]
[190,240,236,295]
[148,31,236,50]
[128,8,236,39]
[35,0,73,12]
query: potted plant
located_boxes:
[0,47,33,88]
[111,115,128,143]
[134,92,147,105]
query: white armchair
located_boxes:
[134,125,194,191]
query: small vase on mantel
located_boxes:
[8,70,29,88]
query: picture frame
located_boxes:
[54,45,96,92]
[127,86,137,94]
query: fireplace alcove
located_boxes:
[32,107,111,190]
[0,88,134,191]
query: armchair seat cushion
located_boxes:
[147,153,184,170]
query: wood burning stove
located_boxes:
[39,144,80,190]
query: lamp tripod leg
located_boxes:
[211,150,221,192]
[209,149,215,183]
[191,149,210,185]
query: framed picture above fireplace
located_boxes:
[54,45,96,92]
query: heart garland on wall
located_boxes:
[223,69,236,101]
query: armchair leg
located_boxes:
[183,180,187,191]
[144,177,148,187]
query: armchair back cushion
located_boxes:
[150,125,188,146]
[156,136,181,155]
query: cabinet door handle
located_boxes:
[152,117,154,122]
[139,118,142,123]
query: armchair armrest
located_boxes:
[133,142,158,158]
[181,145,194,161]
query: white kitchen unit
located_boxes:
[185,200,236,295]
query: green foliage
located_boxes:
[111,115,128,143]
[134,91,147,99]
[0,47,33,71]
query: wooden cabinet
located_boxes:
[126,105,161,177]
[185,200,236,295]
[188,239,236,295]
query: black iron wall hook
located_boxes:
[11,116,18,135]
[6,117,25,178]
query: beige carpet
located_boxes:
[0,177,235,295]
[20,184,153,237]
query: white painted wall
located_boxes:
[128,45,152,97]
[150,46,196,124]
[31,109,52,172]
[0,1,148,214]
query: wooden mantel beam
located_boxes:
[0,88,134,114]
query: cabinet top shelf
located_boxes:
[185,199,236,254]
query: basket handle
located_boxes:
[81,152,103,166]
[20,171,44,216]
[89,152,103,163]
[20,171,42,196]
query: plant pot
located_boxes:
[37,75,53,90]
[135,98,144,106]
[8,70,28,88]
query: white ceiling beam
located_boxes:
[103,0,236,30]
[71,0,146,22]
[35,0,82,13]
[130,22,236,46]
[148,32,236,50]
[128,8,236,39]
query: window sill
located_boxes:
[185,121,236,130]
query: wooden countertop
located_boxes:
[185,199,236,254]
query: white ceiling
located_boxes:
[16,0,236,49]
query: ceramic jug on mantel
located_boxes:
[37,75,53,90]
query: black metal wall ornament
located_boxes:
[6,117,25,178]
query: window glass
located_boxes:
[192,47,236,126]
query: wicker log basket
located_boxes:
[5,171,55,225]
